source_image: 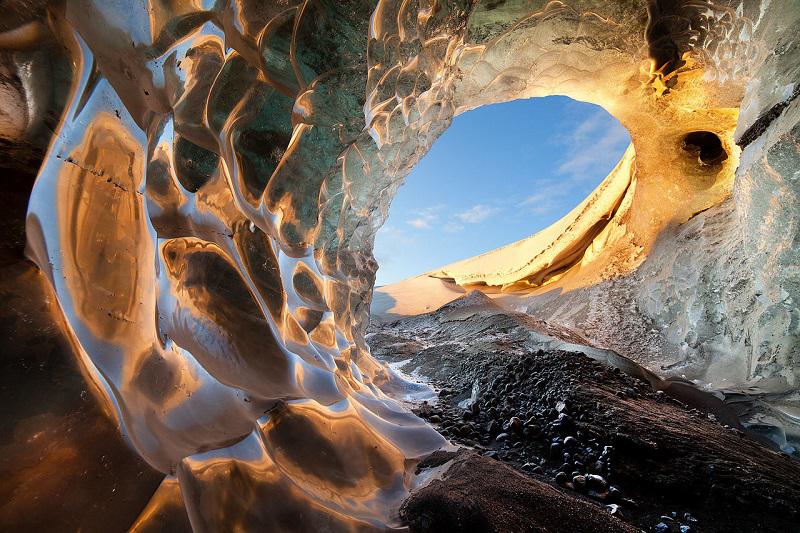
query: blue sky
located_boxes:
[373,96,631,286]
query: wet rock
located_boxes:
[549,442,563,459]
[587,474,608,491]
[556,413,574,431]
[523,426,539,439]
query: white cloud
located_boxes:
[405,204,445,230]
[518,180,571,217]
[408,217,432,229]
[519,181,568,207]
[377,224,413,242]
[515,110,630,221]
[555,110,631,181]
[571,111,607,142]
[444,222,464,233]
[456,204,499,224]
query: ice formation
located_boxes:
[0,0,798,529]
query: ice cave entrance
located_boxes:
[373,96,632,287]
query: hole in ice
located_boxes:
[681,131,727,166]
[373,96,632,287]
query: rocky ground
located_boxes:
[368,292,800,532]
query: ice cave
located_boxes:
[0,1,799,531]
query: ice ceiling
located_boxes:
[2,0,799,530]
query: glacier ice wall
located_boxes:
[0,0,797,529]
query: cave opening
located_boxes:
[373,96,632,288]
